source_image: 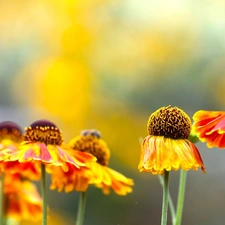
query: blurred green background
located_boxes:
[1,0,225,224]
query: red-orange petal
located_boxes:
[0,148,41,180]
[5,142,92,171]
[193,110,225,148]
[4,174,42,221]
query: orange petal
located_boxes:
[193,110,225,148]
[138,135,205,174]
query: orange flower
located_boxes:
[193,110,225,148]
[93,165,133,195]
[0,121,40,180]
[49,154,96,193]
[138,106,205,175]
[4,174,42,222]
[50,130,134,195]
[4,120,94,172]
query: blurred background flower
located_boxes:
[1,0,225,224]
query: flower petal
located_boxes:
[95,166,134,196]
[193,110,225,148]
[138,135,205,174]
[4,174,42,221]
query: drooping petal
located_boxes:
[49,163,92,193]
[49,155,134,196]
[48,149,97,192]
[94,166,134,196]
[5,141,94,172]
[138,135,205,175]
[54,146,96,172]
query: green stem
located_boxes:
[76,192,87,225]
[0,173,4,225]
[41,164,47,225]
[158,175,176,224]
[161,171,170,225]
[175,170,187,225]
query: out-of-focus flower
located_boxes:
[138,105,205,175]
[49,163,93,193]
[4,174,42,222]
[50,129,134,195]
[0,121,22,147]
[5,120,95,172]
[0,119,98,225]
[193,110,225,148]
[0,121,40,180]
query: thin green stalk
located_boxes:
[158,175,176,224]
[161,171,170,225]
[41,164,47,225]
[175,170,187,225]
[76,192,87,225]
[0,173,4,225]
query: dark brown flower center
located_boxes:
[23,119,63,145]
[0,121,23,142]
[147,105,191,139]
[70,130,110,166]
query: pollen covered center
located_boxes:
[24,120,63,145]
[70,132,110,166]
[147,105,191,139]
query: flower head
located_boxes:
[138,105,205,175]
[4,174,42,222]
[0,121,22,145]
[50,129,134,195]
[5,120,92,172]
[72,129,110,166]
[0,121,40,180]
[0,121,22,155]
[193,110,225,148]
